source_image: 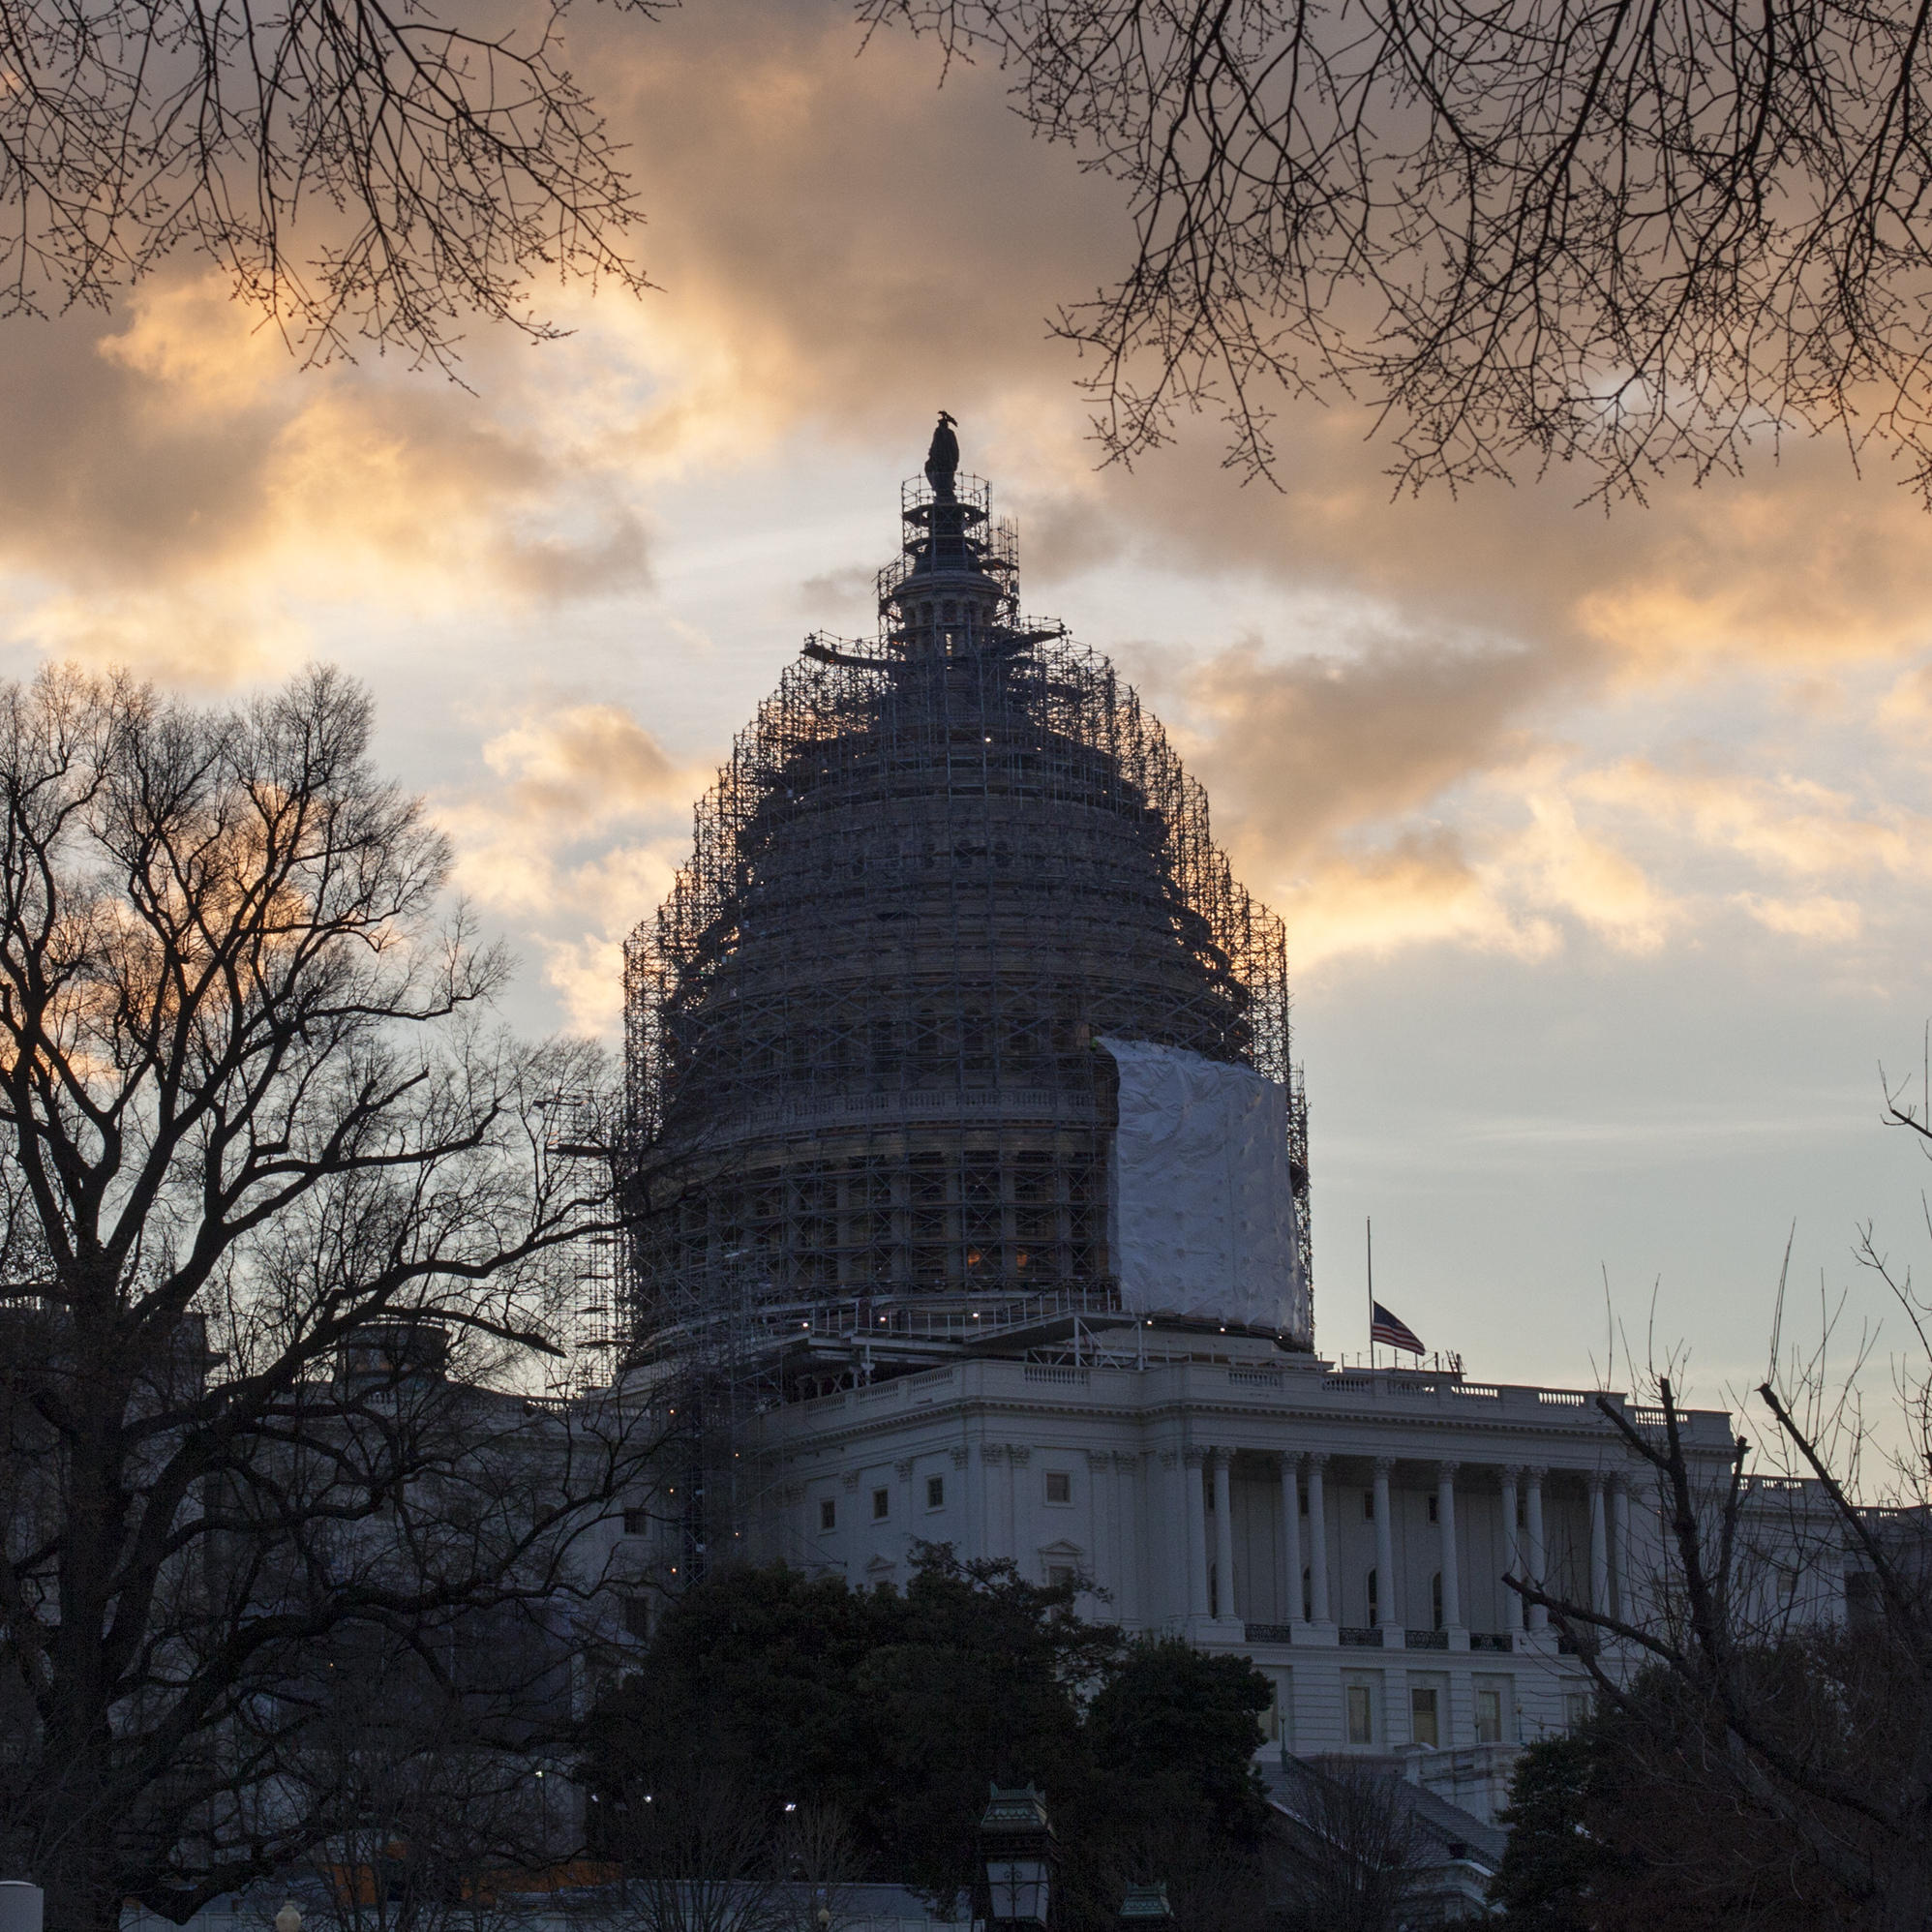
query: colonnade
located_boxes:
[1181,1449,1633,1635]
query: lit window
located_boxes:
[1346,1684,1374,1746]
[1410,1687,1439,1748]
[819,1498,836,1533]
[926,1474,946,1510]
[1045,1470,1072,1505]
[1475,1688,1503,1744]
[872,1487,891,1521]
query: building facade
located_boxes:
[607,425,1830,1819]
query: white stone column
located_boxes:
[1212,1448,1238,1623]
[1088,1450,1112,1598]
[1373,1457,1398,1631]
[1280,1452,1305,1625]
[1163,1450,1188,1625]
[1500,1466,1524,1635]
[1610,1474,1630,1622]
[1588,1471,1609,1617]
[1524,1466,1549,1632]
[979,1442,1004,1556]
[844,1468,864,1578]
[1307,1453,1332,1626]
[1114,1452,1140,1625]
[1436,1462,1462,1631]
[1184,1448,1210,1621]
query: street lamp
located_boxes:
[977,1785,1055,1931]
[1116,1882,1174,1928]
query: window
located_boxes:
[1432,1571,1444,1631]
[1410,1687,1439,1748]
[1427,1494,1438,1524]
[820,1497,837,1533]
[1045,1470,1072,1505]
[1564,1692,1592,1732]
[621,1595,651,1642]
[1363,1491,1375,1521]
[872,1487,891,1521]
[926,1474,946,1510]
[1346,1684,1374,1746]
[1302,1566,1313,1622]
[1299,1487,1309,1516]
[1475,1688,1504,1744]
[621,1507,648,1535]
[1046,1564,1076,1590]
[1367,1568,1378,1622]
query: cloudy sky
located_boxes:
[8,0,1932,1425]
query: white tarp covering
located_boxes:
[1102,1037,1309,1340]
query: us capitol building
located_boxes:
[607,419,1775,1825]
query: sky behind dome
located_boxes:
[5,0,1932,1433]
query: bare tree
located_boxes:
[1513,1363,1932,1928]
[0,0,655,368]
[863,0,1932,501]
[602,1771,791,1932]
[0,666,667,1932]
[1269,1757,1428,1932]
[285,1620,563,1932]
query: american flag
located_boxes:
[1371,1301,1425,1354]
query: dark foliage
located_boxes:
[579,1549,1273,1928]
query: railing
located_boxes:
[1243,1622,1297,1645]
[1324,1376,1374,1393]
[906,1367,956,1389]
[1538,1390,1589,1407]
[1555,1634,1596,1657]
[1339,1626,1384,1647]
[1024,1366,1090,1387]
[1470,1632,1514,1653]
[1404,1629,1449,1650]
[1449,1383,1502,1401]
[1228,1369,1283,1389]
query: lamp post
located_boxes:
[977,1785,1055,1931]
[1116,1883,1174,1929]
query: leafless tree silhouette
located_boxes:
[0,666,668,1932]
[0,0,655,367]
[1512,1149,1932,1932]
[864,0,1932,501]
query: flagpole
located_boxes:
[1366,1217,1374,1373]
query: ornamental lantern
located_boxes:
[1116,1882,1174,1928]
[978,1785,1055,1931]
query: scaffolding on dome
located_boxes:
[619,467,1312,1424]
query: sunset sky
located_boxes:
[8,0,1932,1422]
